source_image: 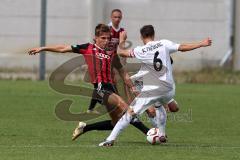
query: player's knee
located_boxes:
[116,99,127,109]
[146,107,156,117]
[168,100,179,112]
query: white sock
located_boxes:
[155,106,167,136]
[106,112,131,141]
[148,116,157,128]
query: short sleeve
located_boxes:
[129,46,142,58]
[71,43,89,54]
[160,40,180,54]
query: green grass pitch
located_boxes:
[0,80,240,160]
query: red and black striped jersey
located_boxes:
[71,43,122,84]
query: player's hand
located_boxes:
[200,37,212,47]
[119,31,127,42]
[28,47,42,55]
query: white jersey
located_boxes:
[129,40,179,92]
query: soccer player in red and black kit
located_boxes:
[28,23,149,141]
[87,9,129,113]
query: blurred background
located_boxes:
[0,0,240,83]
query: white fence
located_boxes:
[0,0,232,75]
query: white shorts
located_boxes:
[130,87,175,115]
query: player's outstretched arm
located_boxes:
[117,31,131,57]
[28,45,72,55]
[178,37,212,52]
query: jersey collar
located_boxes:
[94,44,105,51]
[146,41,155,45]
[108,22,121,32]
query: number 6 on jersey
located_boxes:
[153,51,163,71]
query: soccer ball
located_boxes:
[146,128,160,145]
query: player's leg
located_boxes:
[87,97,98,113]
[99,96,155,146]
[105,92,149,134]
[72,120,115,141]
[154,104,167,142]
[145,106,157,127]
[145,98,179,130]
[167,99,179,112]
[98,109,133,146]
[83,120,113,132]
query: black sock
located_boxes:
[83,120,114,133]
[88,98,98,111]
[130,120,149,135]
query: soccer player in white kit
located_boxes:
[99,25,212,146]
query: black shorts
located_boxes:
[92,83,118,105]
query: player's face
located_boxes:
[111,11,122,27]
[95,32,111,49]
